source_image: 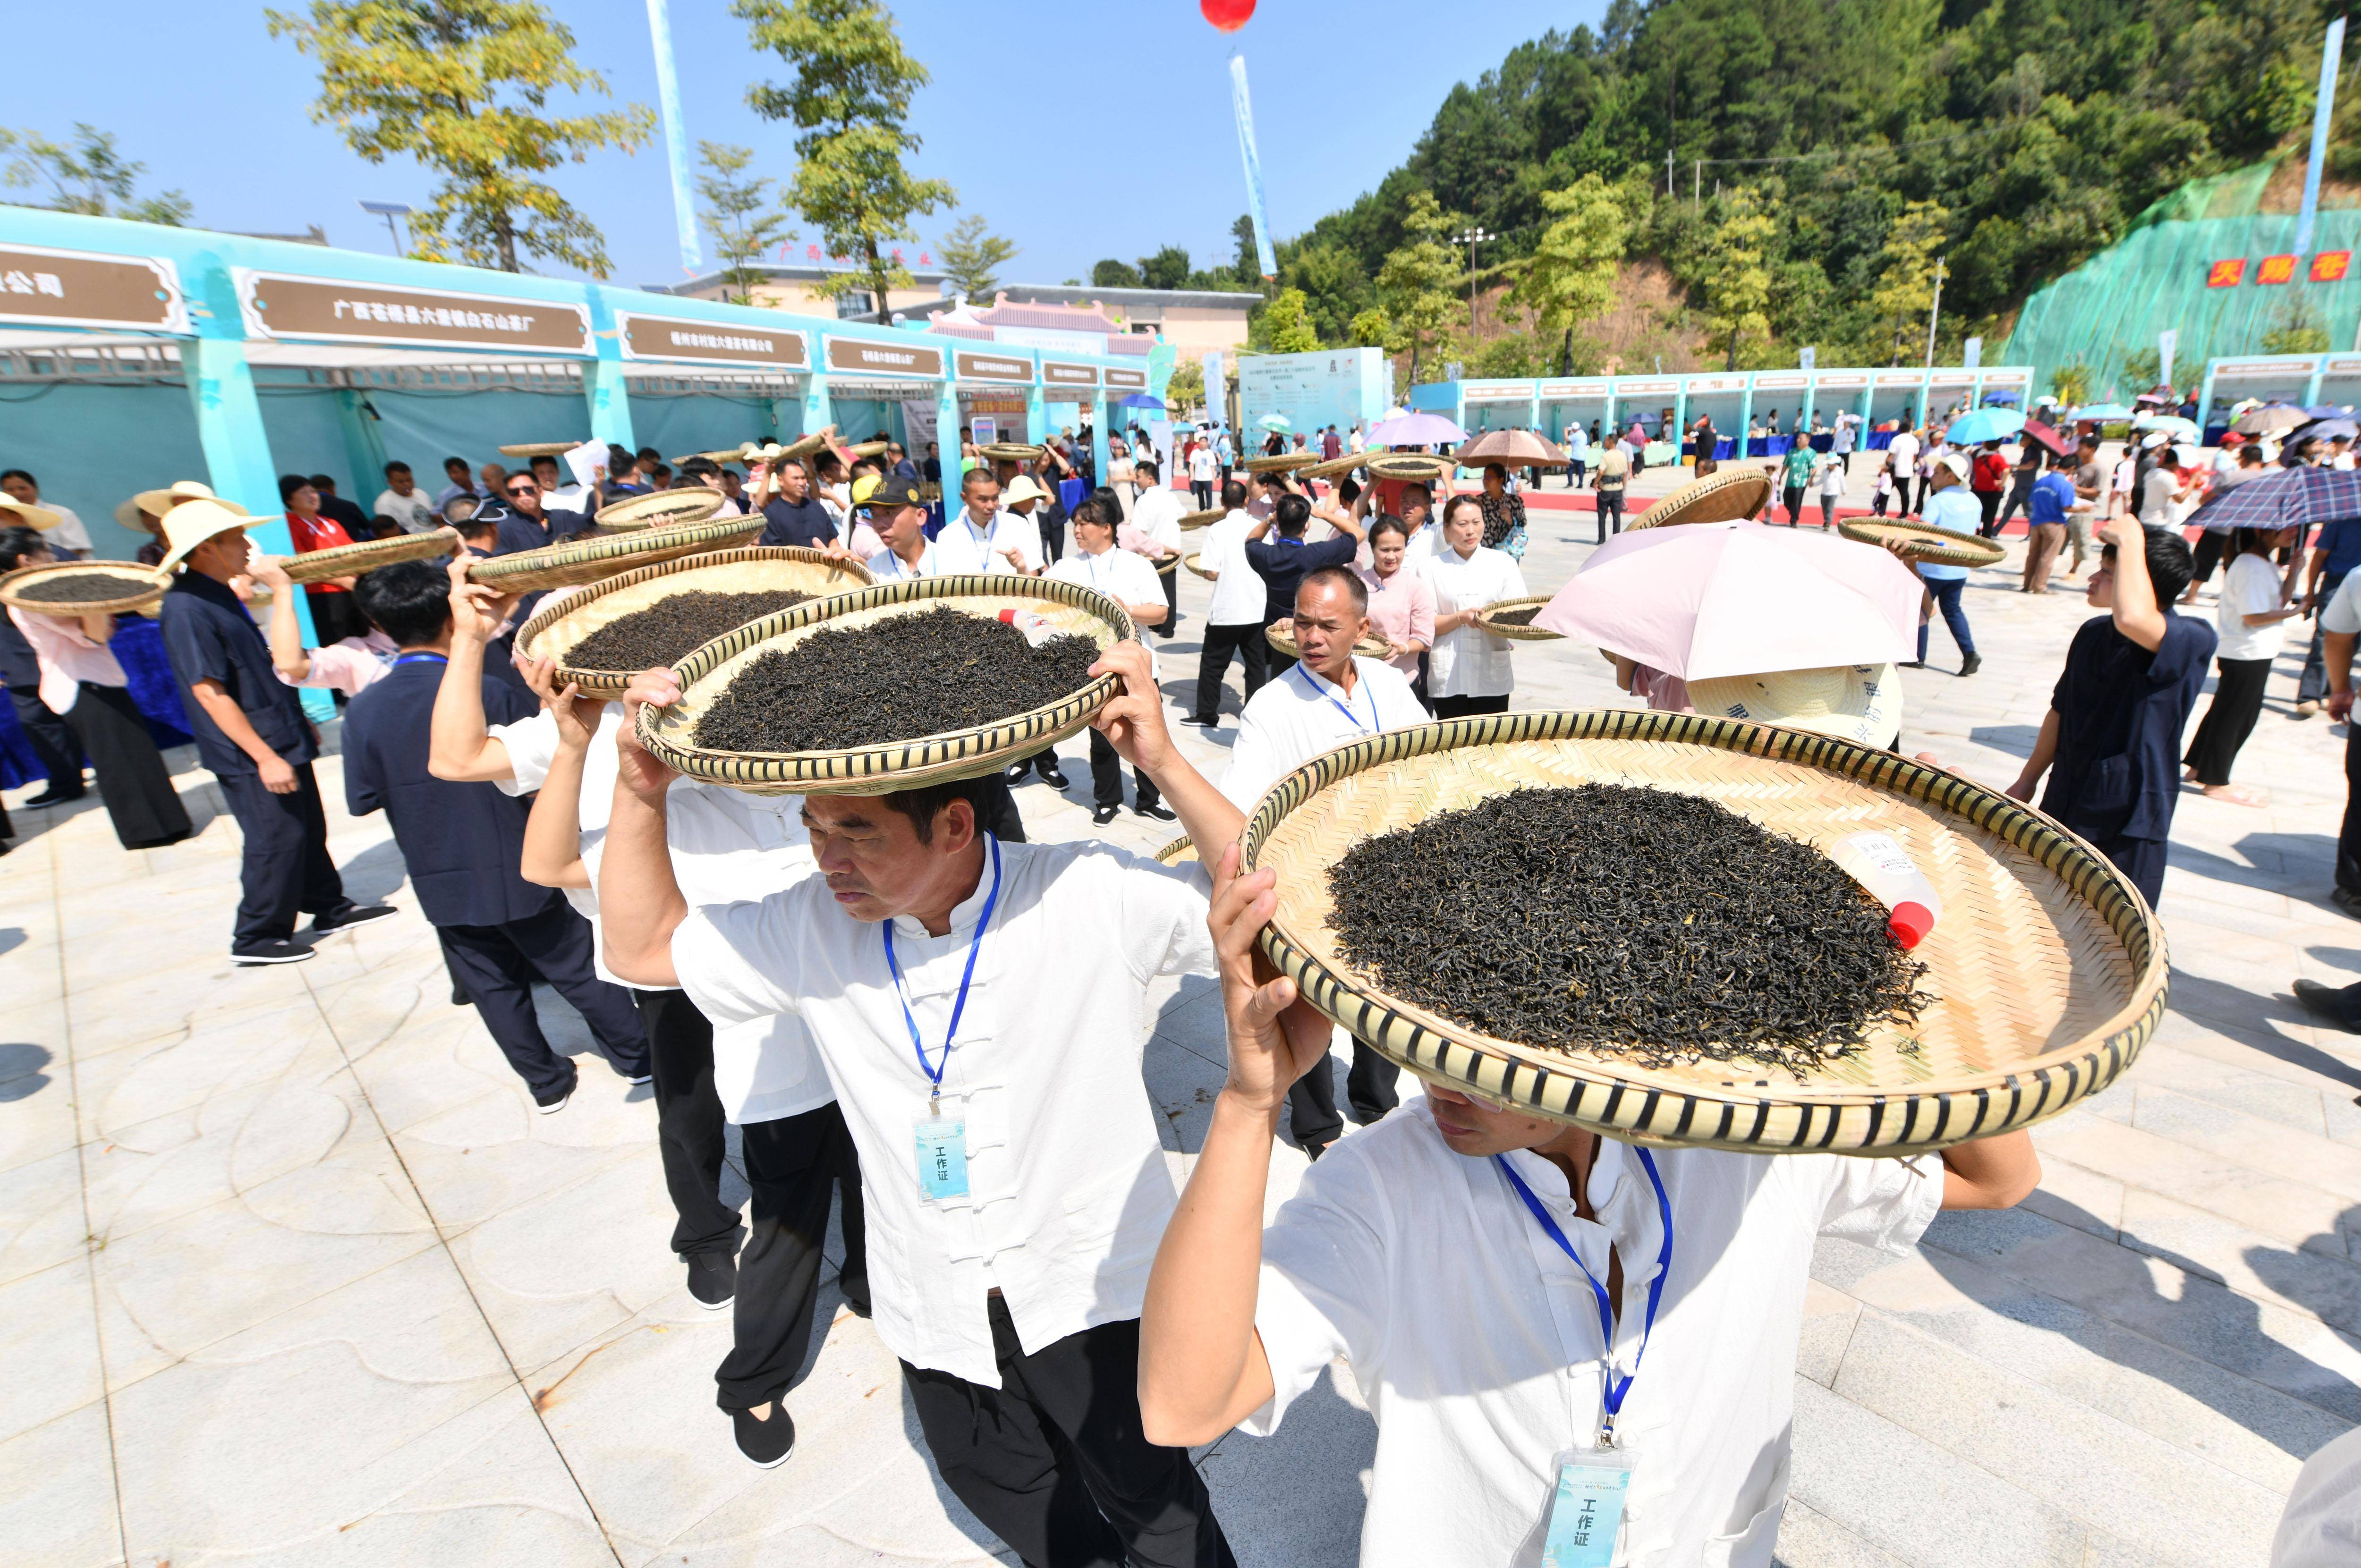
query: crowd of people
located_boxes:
[9,407,2359,1565]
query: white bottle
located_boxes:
[996,607,1061,648]
[1830,831,1943,949]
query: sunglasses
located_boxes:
[506,484,538,496]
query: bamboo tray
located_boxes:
[467,514,762,594]
[1238,708,2166,1153]
[276,527,460,586]
[1179,508,1224,531]
[594,488,726,529]
[979,441,1045,462]
[1241,451,1317,474]
[1155,835,1198,866]
[1300,453,1365,480]
[635,574,1137,796]
[514,547,874,697]
[498,440,582,458]
[1155,554,1181,577]
[0,560,170,617]
[1473,594,1564,642]
[1366,454,1456,482]
[1267,622,1393,662]
[780,426,837,459]
[1839,518,2008,568]
[1183,551,1216,579]
[1629,467,1775,530]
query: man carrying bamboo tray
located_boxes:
[1221,566,1426,1159]
[597,642,1244,1568]
[934,468,1041,576]
[1185,479,1273,729]
[1123,458,1188,636]
[1137,849,2040,1568]
[1044,494,1177,826]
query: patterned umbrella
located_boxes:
[2186,464,2361,534]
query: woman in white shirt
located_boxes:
[1418,495,1527,719]
[2183,525,2302,805]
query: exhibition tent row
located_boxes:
[0,209,1158,564]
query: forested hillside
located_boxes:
[1162,0,2351,376]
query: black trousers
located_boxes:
[1996,476,2037,531]
[436,900,649,1101]
[1039,512,1064,567]
[903,1297,1235,1568]
[8,687,83,796]
[631,988,740,1257]
[1194,622,1269,722]
[217,761,346,945]
[1595,489,1623,541]
[1975,488,2003,536]
[1190,480,1213,509]
[719,1102,867,1409]
[1783,485,1808,526]
[2189,530,2226,588]
[2340,720,2361,896]
[2094,833,2168,911]
[2183,656,2273,787]
[63,683,190,849]
[1286,1039,1401,1150]
[1089,729,1158,812]
[977,775,1028,843]
[1432,693,1511,720]
[1158,560,1182,635]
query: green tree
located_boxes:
[0,124,190,225]
[1254,287,1320,353]
[1512,174,1626,375]
[1702,187,1775,370]
[1375,190,1464,384]
[1348,306,1393,348]
[695,141,792,306]
[938,213,1016,301]
[2049,358,2095,407]
[1139,245,1193,290]
[739,0,954,319]
[2118,346,2161,390]
[265,0,654,276]
[1867,200,1949,368]
[1091,258,1143,288]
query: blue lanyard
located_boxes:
[1493,1146,1674,1447]
[391,652,447,667]
[882,833,1002,1103]
[1291,661,1376,734]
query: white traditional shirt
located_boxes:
[1422,544,1529,699]
[865,540,946,582]
[1130,484,1187,555]
[491,708,628,972]
[1201,509,1270,626]
[374,488,441,534]
[671,839,1216,1385]
[1045,542,1164,612]
[37,502,93,555]
[934,507,1042,576]
[1248,1100,1942,1568]
[1221,658,1428,810]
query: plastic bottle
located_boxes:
[1829,831,1943,949]
[996,607,1061,648]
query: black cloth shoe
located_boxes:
[2330,886,2361,920]
[230,937,314,966]
[1134,801,1177,821]
[1003,762,1032,783]
[687,1252,737,1310]
[311,901,398,932]
[1959,653,1984,677]
[840,1273,872,1319]
[23,788,84,808]
[1037,763,1071,789]
[1179,714,1218,727]
[732,1402,796,1468]
[534,1075,578,1114]
[1092,804,1121,826]
[2293,978,2361,1034]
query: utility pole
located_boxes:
[1923,254,1947,368]
[1666,148,1676,196]
[1454,225,1493,334]
[1694,160,1701,206]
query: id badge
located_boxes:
[1541,1445,1637,1568]
[913,1111,968,1203]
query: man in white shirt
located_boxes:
[1041,493,1176,825]
[936,468,1041,576]
[1127,458,1188,634]
[1221,566,1427,1156]
[373,460,441,535]
[1186,479,1273,728]
[1885,425,1922,516]
[596,640,1246,1568]
[1420,495,1529,718]
[1137,862,2040,1568]
[1187,439,1218,510]
[0,468,91,555]
[850,475,946,583]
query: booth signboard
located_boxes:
[238,271,591,353]
[1929,371,1975,387]
[1875,371,1925,386]
[1538,380,1611,398]
[0,242,185,333]
[1750,373,1806,391]
[620,312,807,369]
[954,349,1033,384]
[2213,358,2316,377]
[823,336,944,379]
[1104,365,1149,390]
[2321,357,2361,377]
[1685,375,1747,394]
[1462,381,1534,403]
[1980,370,2028,387]
[1813,373,1869,389]
[1042,360,1100,389]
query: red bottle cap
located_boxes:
[996,608,1017,625]
[1887,901,1936,949]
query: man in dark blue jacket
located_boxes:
[341,560,650,1109]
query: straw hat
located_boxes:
[1684,663,1903,748]
[156,498,274,574]
[999,475,1052,509]
[115,480,246,531]
[0,496,63,532]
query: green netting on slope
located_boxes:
[2004,202,2361,401]
[2125,160,2283,229]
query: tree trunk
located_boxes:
[1559,325,1574,377]
[1725,330,1737,373]
[496,211,518,273]
[865,239,887,320]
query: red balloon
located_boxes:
[1201,0,1255,31]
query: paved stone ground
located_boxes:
[5,463,2356,1567]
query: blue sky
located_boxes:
[7,0,1591,288]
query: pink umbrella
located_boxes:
[1530,522,1922,679]
[1366,410,1468,445]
